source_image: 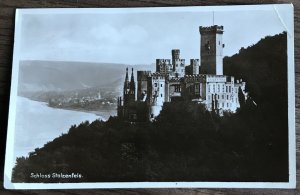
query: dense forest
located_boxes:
[12,32,288,183]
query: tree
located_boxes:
[238,86,245,107]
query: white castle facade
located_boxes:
[118,25,247,121]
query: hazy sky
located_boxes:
[19,6,292,65]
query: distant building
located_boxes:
[117,25,247,121]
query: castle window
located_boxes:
[151,114,154,118]
[222,103,224,107]
[161,84,163,87]
[205,41,211,51]
[226,86,228,92]
[195,84,200,93]
[227,103,229,107]
[175,85,181,92]
[161,94,163,97]
[155,83,157,87]
[229,86,231,92]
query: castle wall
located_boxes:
[183,75,206,100]
[200,33,217,74]
[216,33,224,75]
[165,80,170,102]
[168,77,182,101]
[147,74,166,120]
[204,75,242,112]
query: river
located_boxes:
[13,96,102,161]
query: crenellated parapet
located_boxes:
[184,74,207,83]
[199,25,224,34]
[151,72,166,80]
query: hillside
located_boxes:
[224,32,287,109]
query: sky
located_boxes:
[19,5,292,65]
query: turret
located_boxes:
[171,49,185,77]
[123,68,130,104]
[128,68,136,102]
[190,59,200,75]
[130,68,135,92]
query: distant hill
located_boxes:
[18,60,155,94]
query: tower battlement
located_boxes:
[184,74,206,83]
[190,59,200,64]
[199,25,224,34]
[151,72,165,80]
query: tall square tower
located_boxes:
[199,25,224,75]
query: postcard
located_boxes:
[4,4,295,189]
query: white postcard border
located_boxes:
[4,4,296,189]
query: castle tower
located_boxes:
[190,59,200,75]
[172,49,185,77]
[156,59,172,75]
[137,71,151,101]
[172,49,180,65]
[199,25,224,75]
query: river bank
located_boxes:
[13,96,102,161]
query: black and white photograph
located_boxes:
[4,4,295,189]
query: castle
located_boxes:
[117,25,247,122]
